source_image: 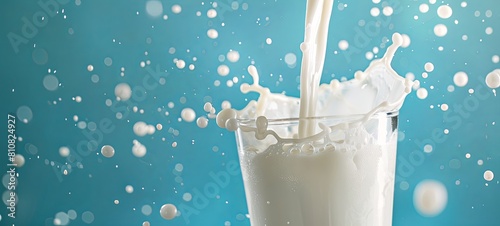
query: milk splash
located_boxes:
[215,1,413,225]
[217,33,412,142]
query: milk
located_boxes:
[216,0,412,225]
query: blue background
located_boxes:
[1,0,499,225]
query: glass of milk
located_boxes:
[234,111,398,226]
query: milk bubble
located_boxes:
[160,204,177,220]
[453,72,468,87]
[413,180,448,217]
[115,83,132,101]
[181,108,196,122]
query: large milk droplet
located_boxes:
[434,24,448,37]
[484,170,494,181]
[59,146,70,157]
[133,121,155,136]
[217,65,230,76]
[14,154,25,167]
[181,108,196,122]
[416,88,428,99]
[485,69,500,89]
[207,9,217,18]
[132,140,147,157]
[43,75,59,91]
[207,29,218,39]
[176,59,186,69]
[196,116,208,128]
[216,109,237,128]
[115,83,132,101]
[338,40,349,50]
[437,5,453,19]
[453,71,469,87]
[145,0,163,17]
[227,50,240,62]
[424,62,434,72]
[160,204,177,220]
[101,145,115,158]
[413,180,448,217]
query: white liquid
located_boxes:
[216,0,412,225]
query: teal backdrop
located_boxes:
[1,0,499,225]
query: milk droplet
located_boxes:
[171,4,182,14]
[176,59,186,69]
[221,100,232,109]
[413,180,448,217]
[114,83,132,101]
[207,29,218,39]
[419,4,429,13]
[133,121,154,136]
[484,170,494,181]
[424,62,434,72]
[216,109,237,128]
[14,154,25,167]
[370,7,380,17]
[338,40,349,50]
[382,6,393,16]
[160,204,177,220]
[87,65,94,72]
[225,118,238,131]
[453,71,468,87]
[227,50,240,62]
[203,102,213,112]
[417,88,428,99]
[437,5,453,19]
[145,0,163,17]
[125,185,134,193]
[196,116,208,128]
[440,104,449,111]
[217,65,230,76]
[492,55,499,64]
[181,108,196,122]
[266,38,272,44]
[101,145,115,158]
[401,34,411,48]
[207,9,217,18]
[43,75,59,91]
[434,24,448,37]
[485,69,500,89]
[132,140,147,158]
[59,146,70,157]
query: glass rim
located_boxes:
[237,110,399,125]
